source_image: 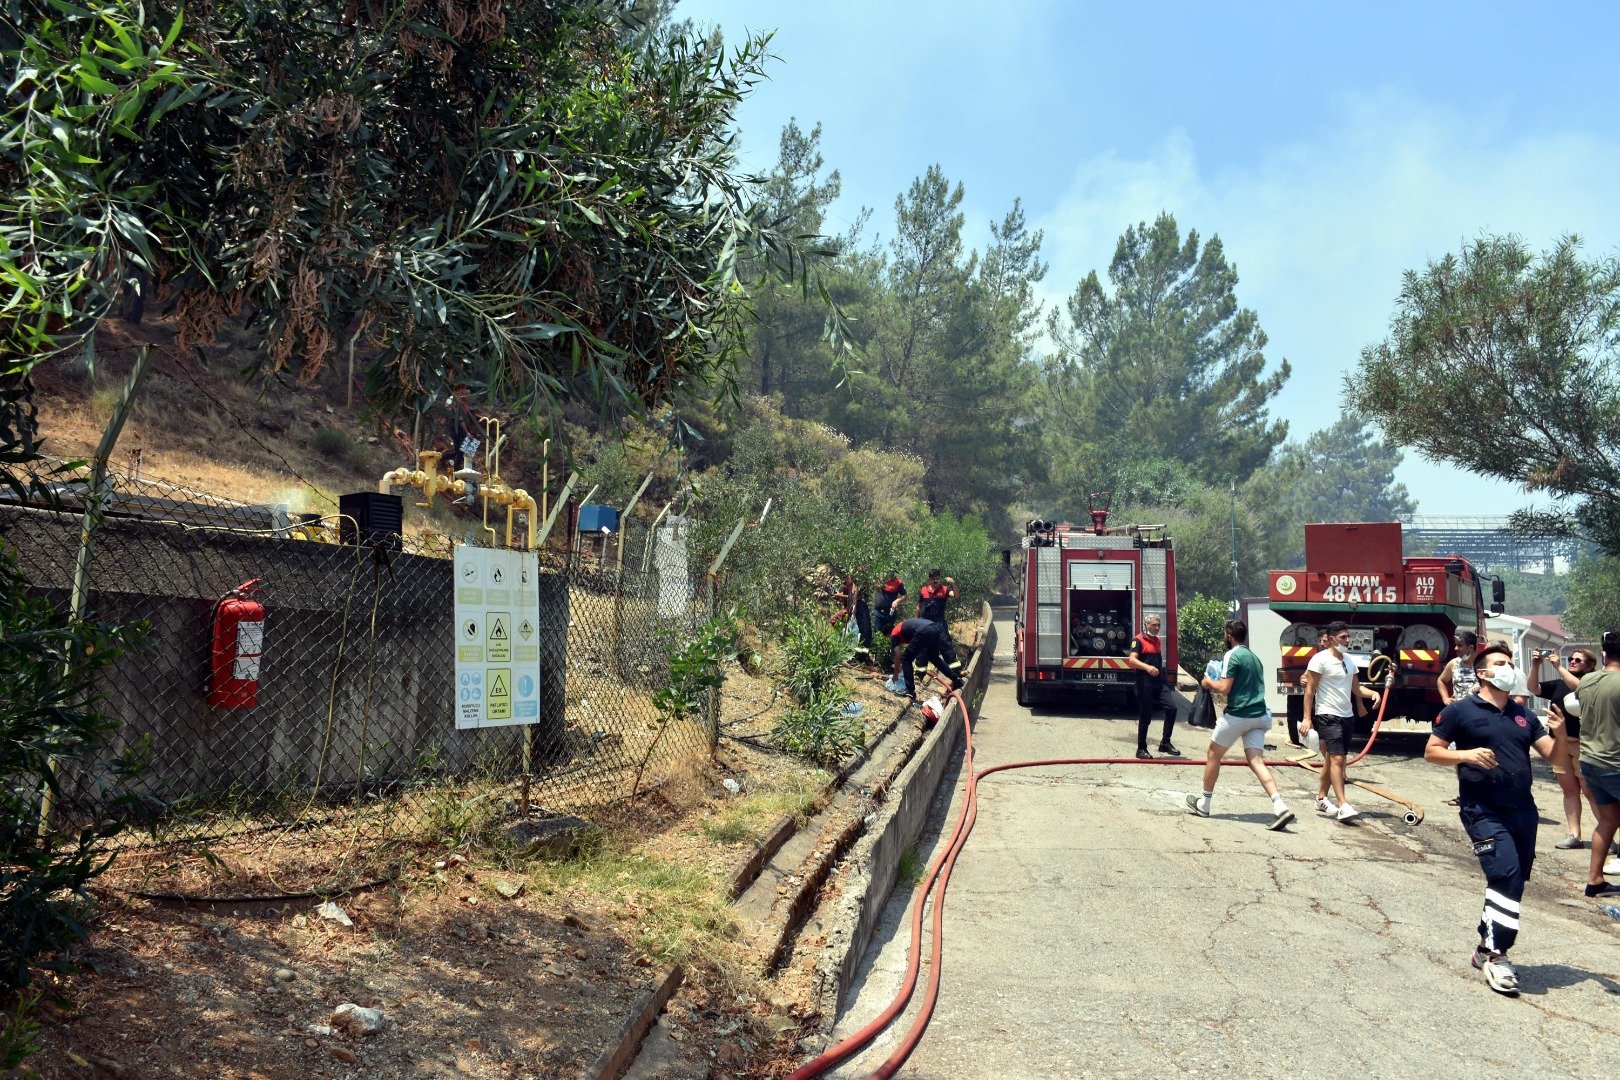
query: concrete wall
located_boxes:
[1,504,569,817]
[812,604,997,1021]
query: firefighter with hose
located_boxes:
[890,616,964,700]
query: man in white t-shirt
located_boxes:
[1301,620,1380,823]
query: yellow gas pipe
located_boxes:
[377,427,535,550]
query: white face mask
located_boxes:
[1481,663,1517,692]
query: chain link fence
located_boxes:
[1,459,716,896]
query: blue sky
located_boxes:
[678,0,1620,516]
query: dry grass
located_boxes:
[33,349,401,517]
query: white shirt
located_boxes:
[1306,648,1356,717]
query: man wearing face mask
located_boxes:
[1426,643,1564,996]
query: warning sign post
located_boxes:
[452,547,541,729]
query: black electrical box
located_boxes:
[339,491,404,551]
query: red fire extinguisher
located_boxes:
[209,578,266,708]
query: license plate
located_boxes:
[1076,670,1127,683]
[1278,685,1304,696]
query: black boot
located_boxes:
[1136,746,1154,759]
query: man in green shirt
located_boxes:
[1575,631,1620,896]
[1187,618,1296,830]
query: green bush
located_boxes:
[773,698,863,766]
[771,607,862,764]
[1176,593,1232,679]
[778,607,855,707]
[0,543,134,991]
[686,403,998,629]
[633,611,740,795]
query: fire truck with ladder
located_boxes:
[1269,522,1501,728]
[1010,496,1177,708]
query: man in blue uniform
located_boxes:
[890,617,964,699]
[1426,642,1563,996]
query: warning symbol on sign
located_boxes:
[486,668,511,721]
[518,619,534,640]
[463,619,479,640]
[486,612,511,663]
[491,566,504,583]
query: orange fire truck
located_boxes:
[1269,522,1501,727]
[1010,503,1177,708]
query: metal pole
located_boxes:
[42,347,151,829]
[574,484,600,554]
[534,472,578,550]
[643,499,674,573]
[1230,480,1240,611]
[616,469,657,572]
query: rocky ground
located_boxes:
[15,652,955,1080]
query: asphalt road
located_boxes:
[827,617,1620,1079]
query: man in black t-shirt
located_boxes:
[1426,643,1563,996]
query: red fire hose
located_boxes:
[788,677,1398,1079]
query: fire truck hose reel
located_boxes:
[790,667,1423,1080]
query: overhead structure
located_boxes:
[1397,515,1594,573]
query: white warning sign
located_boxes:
[453,546,541,729]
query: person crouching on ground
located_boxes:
[1126,613,1180,759]
[1301,620,1380,824]
[1425,643,1567,996]
[1186,619,1295,831]
[890,617,964,700]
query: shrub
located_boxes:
[773,698,863,766]
[632,611,740,795]
[1177,593,1232,679]
[778,607,855,707]
[0,543,134,991]
[771,607,862,764]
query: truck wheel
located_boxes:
[1016,679,1032,708]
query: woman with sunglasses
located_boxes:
[1536,648,1600,849]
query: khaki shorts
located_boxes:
[1551,735,1581,777]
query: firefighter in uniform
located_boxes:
[1425,642,1564,996]
[916,569,956,627]
[1126,613,1180,758]
[874,573,908,637]
[890,617,965,699]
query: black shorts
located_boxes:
[1313,714,1354,756]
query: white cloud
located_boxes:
[1033,92,1620,513]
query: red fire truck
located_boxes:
[1269,522,1501,727]
[1010,503,1177,708]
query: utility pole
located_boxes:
[1230,480,1240,612]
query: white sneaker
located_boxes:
[1481,953,1519,995]
[1605,856,1620,876]
[1315,797,1337,815]
[1335,803,1361,823]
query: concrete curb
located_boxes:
[725,704,910,900]
[807,604,997,1029]
[592,640,936,1079]
[583,964,685,1080]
